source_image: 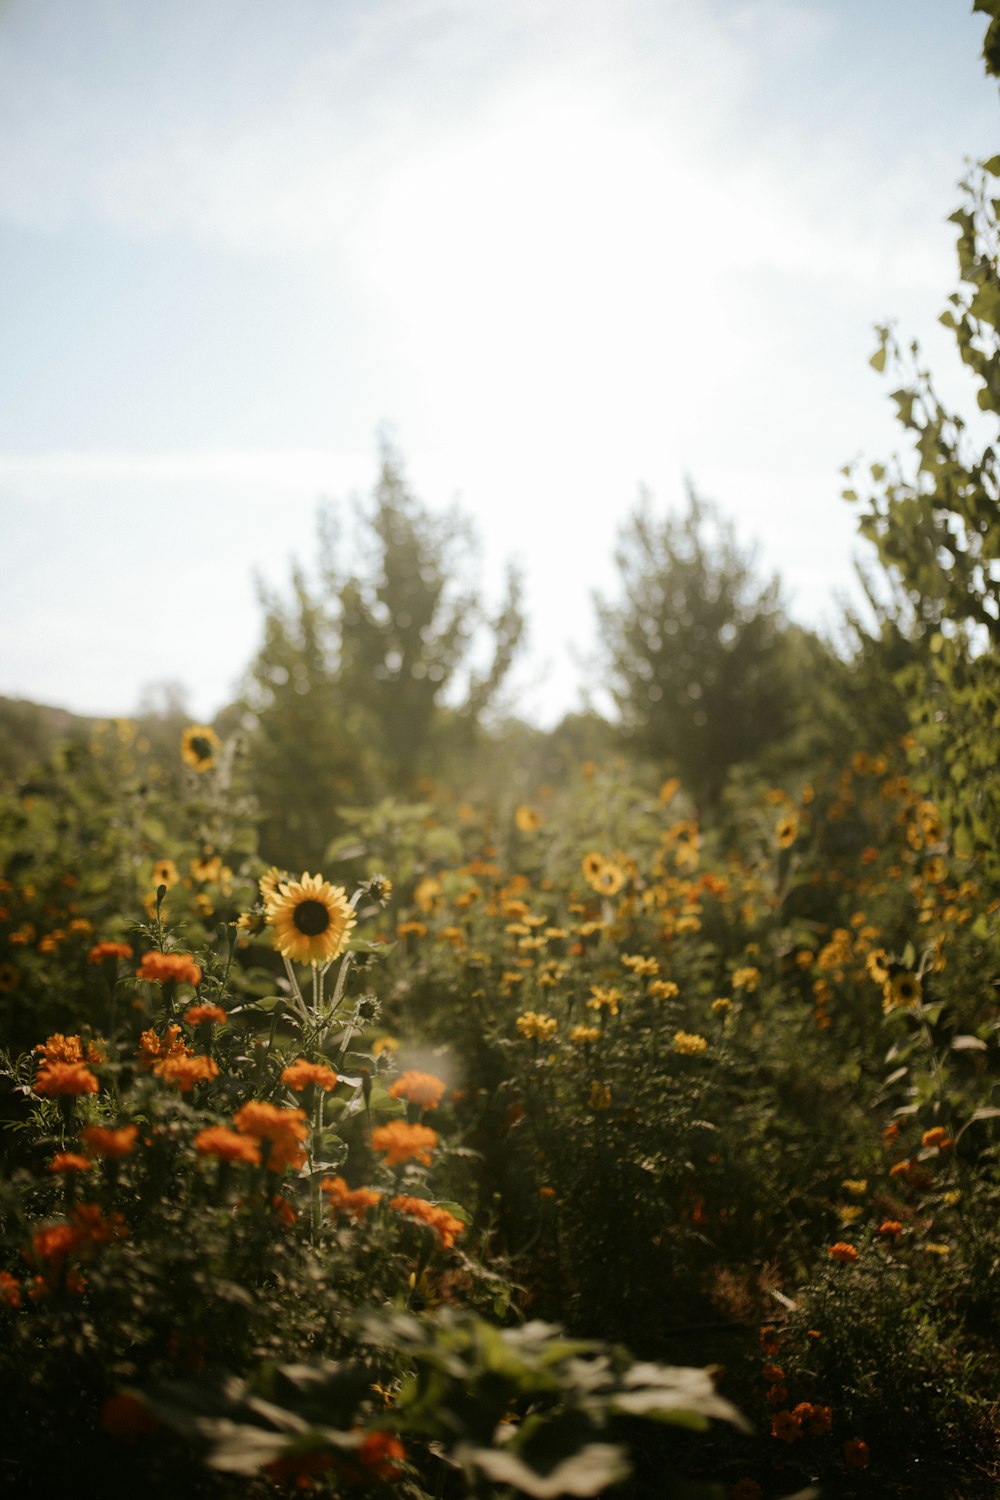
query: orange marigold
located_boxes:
[48,1152,93,1175]
[878,1219,903,1238]
[829,1241,859,1263]
[232,1101,308,1172]
[184,1003,227,1028]
[152,1054,219,1092]
[281,1058,339,1092]
[136,951,202,987]
[371,1121,438,1168]
[390,1195,465,1249]
[193,1126,262,1166]
[388,1070,446,1110]
[771,1409,802,1444]
[81,1124,138,1160]
[137,1024,190,1067]
[35,1061,99,1097]
[0,1271,21,1308]
[355,1431,406,1481]
[843,1437,869,1469]
[322,1175,382,1222]
[87,941,133,964]
[36,1033,85,1064]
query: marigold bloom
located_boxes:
[48,1152,93,1175]
[355,1431,406,1481]
[587,985,622,1017]
[152,1054,219,1092]
[281,1058,339,1093]
[771,1409,802,1444]
[0,1271,20,1309]
[100,1391,161,1438]
[829,1241,859,1263]
[390,1195,465,1249]
[35,1061,99,1097]
[232,1102,309,1172]
[184,1003,227,1028]
[569,1024,600,1045]
[36,1033,86,1064]
[87,940,133,965]
[371,1120,438,1168]
[180,724,221,772]
[921,1125,952,1150]
[589,1080,613,1111]
[760,1364,785,1383]
[514,804,543,832]
[81,1124,138,1160]
[515,1010,559,1041]
[673,1030,708,1056]
[388,1070,446,1110]
[805,1404,832,1437]
[137,1023,190,1067]
[322,1176,382,1222]
[265,872,356,966]
[878,1219,903,1237]
[731,966,760,992]
[842,1437,869,1468]
[648,978,680,1000]
[137,951,202,987]
[194,1126,262,1166]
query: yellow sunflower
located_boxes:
[776,815,799,849]
[265,872,356,966]
[883,971,923,1012]
[180,725,221,772]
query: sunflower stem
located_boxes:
[282,957,309,1022]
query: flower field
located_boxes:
[0,718,997,1499]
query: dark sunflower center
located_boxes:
[293,899,332,937]
[190,736,214,761]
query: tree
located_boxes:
[843,11,1000,878]
[241,443,525,868]
[594,486,818,809]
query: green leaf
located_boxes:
[869,345,887,373]
[457,1441,630,1498]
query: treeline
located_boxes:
[4,103,999,875]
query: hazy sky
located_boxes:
[1,0,997,724]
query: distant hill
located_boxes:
[0,696,96,788]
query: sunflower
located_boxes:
[775,815,798,849]
[180,725,221,772]
[265,872,356,966]
[883,971,922,1012]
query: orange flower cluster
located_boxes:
[828,1241,859,1263]
[152,1054,219,1092]
[184,1003,227,1028]
[281,1058,339,1093]
[81,1124,138,1160]
[322,1175,383,1222]
[87,940,133,964]
[193,1126,261,1166]
[35,1061,99,1097]
[136,951,202,987]
[0,1271,21,1309]
[27,1202,127,1294]
[371,1120,438,1167]
[390,1195,465,1249]
[48,1152,92,1174]
[232,1102,308,1172]
[388,1070,446,1110]
[137,1024,190,1068]
[36,1033,103,1066]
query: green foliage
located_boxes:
[594,487,828,809]
[846,160,1000,886]
[243,442,525,867]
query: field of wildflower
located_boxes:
[0,714,997,1500]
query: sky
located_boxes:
[1,0,997,726]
